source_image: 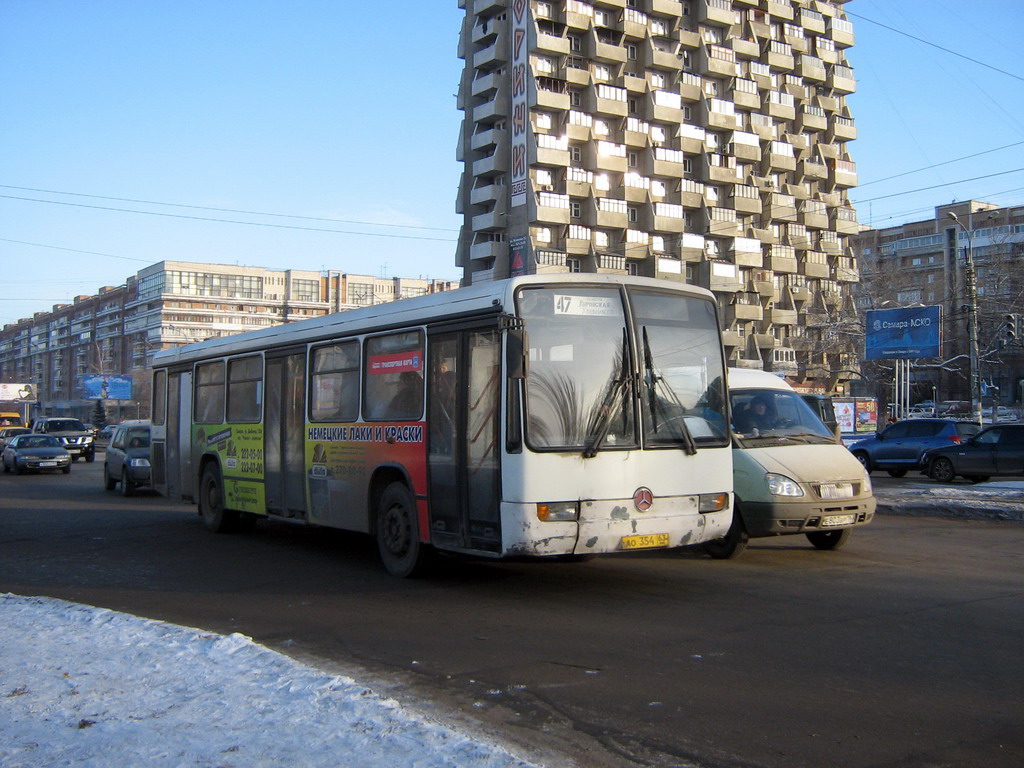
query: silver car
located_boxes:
[103,421,152,496]
[2,434,72,474]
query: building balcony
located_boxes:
[768,252,798,274]
[830,208,859,234]
[762,94,796,121]
[642,39,680,70]
[472,151,508,177]
[726,303,763,323]
[536,30,570,57]
[730,191,762,215]
[469,240,507,262]
[751,333,776,350]
[800,258,830,279]
[722,330,743,348]
[536,85,570,111]
[473,0,507,14]
[763,193,798,221]
[749,271,775,297]
[829,159,858,188]
[468,184,501,207]
[799,159,828,181]
[729,237,764,267]
[700,47,740,78]
[470,125,502,152]
[828,18,855,48]
[472,95,508,123]
[796,107,828,132]
[699,0,740,26]
[728,37,761,59]
[654,256,685,281]
[472,37,507,69]
[535,193,570,225]
[470,70,502,98]
[679,233,706,261]
[827,66,856,94]
[829,115,857,142]
[593,38,628,65]
[700,260,744,293]
[765,307,798,326]
[763,44,794,72]
[763,147,797,173]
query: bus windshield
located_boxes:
[517,285,728,452]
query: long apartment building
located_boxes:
[455,0,861,388]
[852,200,1024,405]
[0,261,457,419]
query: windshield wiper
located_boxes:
[582,329,632,459]
[642,327,697,455]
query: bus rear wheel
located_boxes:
[376,482,430,578]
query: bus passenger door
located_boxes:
[427,330,501,553]
[165,370,193,500]
[265,352,307,517]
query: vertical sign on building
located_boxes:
[510,0,529,208]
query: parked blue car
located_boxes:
[848,419,981,477]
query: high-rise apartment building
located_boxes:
[0,261,457,419]
[852,201,1024,406]
[455,0,860,388]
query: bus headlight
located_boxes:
[766,473,804,497]
[698,493,729,513]
[536,501,579,522]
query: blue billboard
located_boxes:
[81,375,133,400]
[865,306,942,360]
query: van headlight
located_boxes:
[129,458,151,468]
[862,472,872,494]
[765,473,804,497]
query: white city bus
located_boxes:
[150,274,733,576]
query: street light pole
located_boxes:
[948,212,982,427]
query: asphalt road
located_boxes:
[2,461,1022,768]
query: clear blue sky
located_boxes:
[2,0,1022,326]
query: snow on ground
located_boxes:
[0,594,543,768]
[873,478,1024,521]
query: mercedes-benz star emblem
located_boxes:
[633,487,653,512]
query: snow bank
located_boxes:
[0,594,542,768]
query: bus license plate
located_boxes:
[822,514,855,527]
[621,533,670,550]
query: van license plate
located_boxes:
[822,514,855,527]
[819,483,854,499]
[621,533,670,550]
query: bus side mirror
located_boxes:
[506,329,529,380]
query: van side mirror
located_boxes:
[506,329,529,380]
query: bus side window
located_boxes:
[311,342,360,422]
[365,332,424,421]
[195,361,226,424]
[227,356,263,423]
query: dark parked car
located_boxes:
[848,419,982,477]
[103,420,152,496]
[2,434,71,474]
[923,424,1024,483]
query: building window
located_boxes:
[567,259,582,273]
[570,201,582,218]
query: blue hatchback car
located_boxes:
[848,419,981,477]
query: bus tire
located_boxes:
[376,482,430,578]
[199,464,239,534]
[703,509,749,559]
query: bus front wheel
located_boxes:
[376,482,430,578]
[200,464,239,533]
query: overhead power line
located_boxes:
[852,168,1024,205]
[0,184,461,234]
[857,141,1024,188]
[0,194,460,243]
[848,11,1024,84]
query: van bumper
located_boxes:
[739,496,876,538]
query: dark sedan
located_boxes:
[2,434,72,474]
[923,424,1024,483]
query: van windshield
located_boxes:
[731,388,835,446]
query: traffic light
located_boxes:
[1006,313,1022,343]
